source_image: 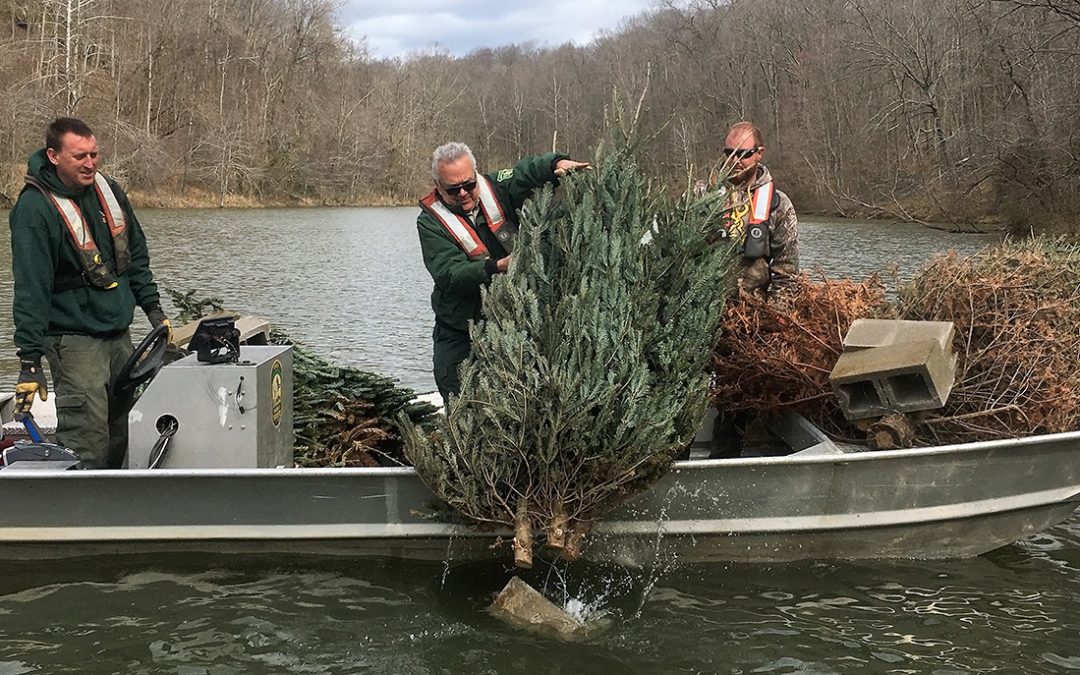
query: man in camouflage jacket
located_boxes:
[703,121,799,298]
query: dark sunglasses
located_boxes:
[722,146,760,159]
[442,179,478,194]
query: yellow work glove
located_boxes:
[14,357,48,414]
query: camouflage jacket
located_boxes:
[708,164,799,298]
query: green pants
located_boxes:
[44,331,135,469]
[432,322,471,403]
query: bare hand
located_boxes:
[554,159,591,177]
[496,255,511,273]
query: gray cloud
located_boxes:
[339,0,655,59]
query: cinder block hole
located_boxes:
[838,380,884,415]
[887,373,933,403]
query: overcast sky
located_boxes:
[338,0,657,59]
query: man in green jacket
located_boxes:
[417,141,589,402]
[9,117,171,469]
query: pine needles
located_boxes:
[270,329,437,466]
[709,274,889,438]
[402,147,740,566]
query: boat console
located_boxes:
[1,316,294,472]
[128,341,293,469]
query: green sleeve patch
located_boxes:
[496,168,514,181]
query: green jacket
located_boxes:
[9,148,160,360]
[417,152,564,332]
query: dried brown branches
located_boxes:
[895,240,1080,443]
[710,273,889,436]
[709,239,1080,447]
[296,399,395,467]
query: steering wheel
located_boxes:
[116,324,170,393]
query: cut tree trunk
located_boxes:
[561,521,592,561]
[867,413,916,450]
[546,504,569,550]
[513,498,533,568]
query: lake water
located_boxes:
[4,208,1078,674]
[0,208,991,392]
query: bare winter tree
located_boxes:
[0,0,1076,232]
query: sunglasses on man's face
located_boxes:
[442,179,478,195]
[722,146,760,159]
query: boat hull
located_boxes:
[1,431,1078,563]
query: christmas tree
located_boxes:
[403,145,740,566]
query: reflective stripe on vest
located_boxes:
[475,176,507,234]
[748,181,774,224]
[420,176,515,260]
[419,191,489,260]
[31,172,129,289]
[94,173,128,239]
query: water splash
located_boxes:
[441,531,456,588]
[631,472,723,617]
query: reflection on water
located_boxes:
[0,207,439,392]
[0,539,1078,673]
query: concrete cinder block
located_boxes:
[830,340,957,420]
[488,576,587,641]
[842,319,955,353]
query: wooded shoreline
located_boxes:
[3,0,1079,236]
[119,191,1010,235]
[0,188,1017,235]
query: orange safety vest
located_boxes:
[719,181,776,258]
[419,176,516,260]
[25,172,129,290]
[747,181,775,225]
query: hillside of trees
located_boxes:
[2,0,1079,233]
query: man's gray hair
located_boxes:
[431,142,476,180]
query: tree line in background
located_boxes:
[1,0,1078,232]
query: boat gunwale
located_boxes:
[2,429,1077,480]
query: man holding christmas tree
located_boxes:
[417,142,589,401]
[704,121,799,298]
